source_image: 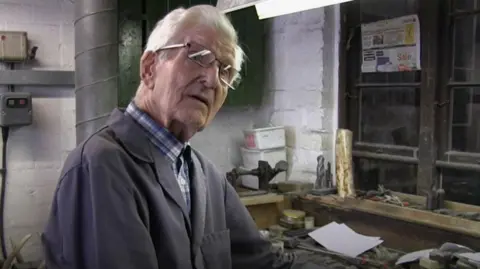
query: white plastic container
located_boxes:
[243,126,286,150]
[240,147,287,170]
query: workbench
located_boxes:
[240,193,286,229]
[293,193,480,251]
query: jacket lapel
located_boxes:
[189,152,207,253]
[151,148,191,231]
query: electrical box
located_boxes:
[0,92,32,127]
[0,31,28,62]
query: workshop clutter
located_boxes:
[240,126,287,189]
[396,243,480,269]
[265,219,403,269]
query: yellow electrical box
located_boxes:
[0,31,28,62]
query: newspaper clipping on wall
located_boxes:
[361,14,421,73]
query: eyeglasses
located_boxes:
[155,42,238,90]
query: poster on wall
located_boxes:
[361,14,421,73]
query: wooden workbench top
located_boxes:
[300,194,480,238]
[240,193,284,206]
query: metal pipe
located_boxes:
[435,160,480,172]
[352,150,419,164]
[75,0,118,144]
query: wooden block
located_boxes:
[335,129,355,198]
[241,193,285,229]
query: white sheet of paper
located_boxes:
[338,223,381,240]
[308,222,383,257]
[395,249,434,265]
[458,253,480,263]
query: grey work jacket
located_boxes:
[42,109,301,269]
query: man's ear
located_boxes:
[140,51,157,90]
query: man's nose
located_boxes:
[200,65,220,89]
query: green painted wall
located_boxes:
[118,0,143,107]
[118,0,265,107]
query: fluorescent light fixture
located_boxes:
[255,0,353,20]
[217,0,260,13]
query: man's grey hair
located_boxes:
[145,5,245,84]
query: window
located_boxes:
[355,159,417,194]
[448,8,480,153]
[341,0,480,205]
[343,0,421,192]
[359,87,419,147]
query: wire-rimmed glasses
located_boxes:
[155,42,238,90]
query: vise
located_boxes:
[226,160,288,196]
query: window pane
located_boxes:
[362,71,420,84]
[360,87,420,146]
[450,87,480,152]
[354,158,417,194]
[452,15,480,81]
[360,0,418,23]
[359,0,419,83]
[454,0,480,11]
[442,169,480,206]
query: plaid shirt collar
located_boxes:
[125,101,188,163]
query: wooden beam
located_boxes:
[301,195,480,238]
[240,193,284,206]
[393,192,480,212]
[294,196,480,251]
[417,0,441,194]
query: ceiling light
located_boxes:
[255,0,353,20]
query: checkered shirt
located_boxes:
[125,102,191,212]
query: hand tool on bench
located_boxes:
[226,160,288,197]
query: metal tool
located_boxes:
[315,155,326,188]
[281,237,385,268]
[310,155,336,196]
[226,160,288,195]
[326,162,333,188]
[315,155,334,189]
[425,154,446,211]
[429,243,473,264]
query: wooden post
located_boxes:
[336,129,355,198]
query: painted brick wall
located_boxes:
[193,6,340,184]
[0,0,75,260]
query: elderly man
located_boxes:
[42,5,323,269]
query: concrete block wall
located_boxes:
[0,0,75,260]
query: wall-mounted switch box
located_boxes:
[0,31,28,62]
[0,92,32,127]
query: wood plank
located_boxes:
[393,192,480,212]
[302,195,480,238]
[417,0,440,194]
[294,197,480,251]
[240,193,284,206]
[245,203,281,229]
[240,194,285,229]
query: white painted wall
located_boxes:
[194,6,341,184]
[0,0,75,260]
[0,0,340,260]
